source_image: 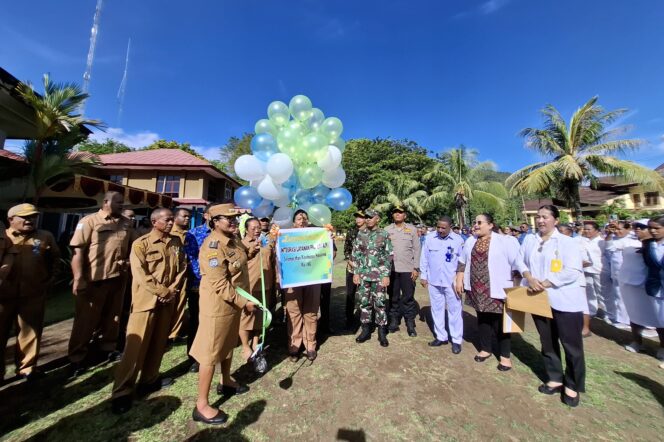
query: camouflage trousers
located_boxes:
[358,280,388,326]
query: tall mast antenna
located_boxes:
[117,38,131,125]
[81,0,104,115]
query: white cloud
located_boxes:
[480,0,511,15]
[191,145,222,162]
[90,127,160,148]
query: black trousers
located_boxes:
[186,288,200,363]
[533,309,586,392]
[319,283,332,330]
[476,311,511,358]
[345,270,357,321]
[388,271,417,322]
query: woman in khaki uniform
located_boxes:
[239,217,275,361]
[285,209,321,362]
[190,204,256,425]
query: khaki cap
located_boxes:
[209,203,243,218]
[8,203,39,218]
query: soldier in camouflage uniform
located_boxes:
[352,209,393,347]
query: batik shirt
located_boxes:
[188,224,210,288]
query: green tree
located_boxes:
[77,138,132,154]
[219,133,253,177]
[599,199,631,220]
[424,146,507,227]
[506,96,664,217]
[142,139,205,160]
[373,176,429,223]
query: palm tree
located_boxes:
[16,74,104,166]
[423,146,507,227]
[373,176,429,223]
[506,96,664,217]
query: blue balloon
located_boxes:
[325,187,353,211]
[234,185,262,210]
[251,133,278,162]
[253,200,274,218]
[293,188,313,206]
[282,174,299,191]
[311,184,330,205]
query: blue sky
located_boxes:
[2,0,663,170]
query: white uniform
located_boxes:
[604,235,631,325]
[582,235,605,316]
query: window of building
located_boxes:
[632,193,642,207]
[645,192,660,206]
[108,174,124,185]
[156,175,180,197]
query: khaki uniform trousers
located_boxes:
[0,295,46,378]
[112,301,174,398]
[285,284,321,353]
[168,284,187,340]
[68,276,127,363]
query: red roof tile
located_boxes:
[99,149,211,167]
[0,149,26,162]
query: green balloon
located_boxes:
[320,117,344,143]
[267,101,290,127]
[297,164,323,189]
[289,95,313,122]
[255,119,276,136]
[300,132,327,162]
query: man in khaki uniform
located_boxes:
[0,204,60,381]
[384,205,421,337]
[68,191,135,374]
[167,208,191,342]
[111,208,186,414]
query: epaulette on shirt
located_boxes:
[209,240,219,249]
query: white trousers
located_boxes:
[606,275,630,325]
[585,273,605,316]
[428,285,463,344]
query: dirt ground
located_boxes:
[2,261,664,441]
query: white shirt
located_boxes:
[617,235,647,286]
[419,231,464,287]
[459,232,520,300]
[582,235,603,275]
[518,229,586,313]
[605,234,631,280]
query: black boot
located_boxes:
[355,324,372,343]
[378,326,389,347]
[388,317,400,333]
[406,320,417,337]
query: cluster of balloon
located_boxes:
[233,95,353,227]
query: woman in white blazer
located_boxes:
[455,213,520,371]
[518,205,585,408]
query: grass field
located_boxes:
[2,258,664,441]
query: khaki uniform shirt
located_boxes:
[384,222,421,273]
[130,231,186,313]
[0,225,13,283]
[243,236,275,296]
[171,224,187,244]
[70,210,136,282]
[2,228,60,298]
[199,231,252,317]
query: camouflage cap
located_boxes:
[391,205,406,213]
[353,209,365,218]
[364,208,380,218]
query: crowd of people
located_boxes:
[0,191,663,423]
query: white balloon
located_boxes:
[316,145,342,172]
[234,155,266,182]
[273,206,293,228]
[321,167,346,188]
[274,193,292,207]
[257,175,285,201]
[266,153,294,184]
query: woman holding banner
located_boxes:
[517,205,586,408]
[240,217,276,362]
[285,209,321,362]
[190,204,257,425]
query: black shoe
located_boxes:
[20,369,45,382]
[217,383,250,396]
[451,343,462,354]
[69,362,87,378]
[388,318,400,333]
[356,324,372,343]
[107,351,122,363]
[111,395,133,415]
[497,364,512,372]
[428,339,449,347]
[538,384,563,395]
[189,362,200,373]
[474,354,491,363]
[378,326,389,347]
[306,350,318,361]
[192,407,228,425]
[137,377,174,397]
[406,324,417,337]
[562,392,580,407]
